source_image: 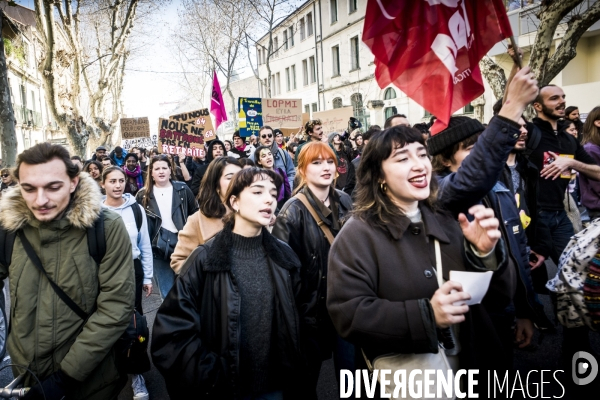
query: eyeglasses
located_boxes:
[1,174,9,178]
[261,133,273,139]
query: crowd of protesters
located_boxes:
[0,64,599,400]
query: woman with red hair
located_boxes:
[272,141,353,399]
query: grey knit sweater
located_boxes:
[230,232,276,396]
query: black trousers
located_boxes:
[134,258,144,314]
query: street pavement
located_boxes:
[0,260,599,399]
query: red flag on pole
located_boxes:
[363,0,513,134]
[211,71,227,130]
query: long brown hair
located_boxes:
[197,156,241,218]
[140,154,176,208]
[582,106,600,147]
[353,125,437,232]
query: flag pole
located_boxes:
[508,36,522,69]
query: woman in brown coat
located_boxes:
[170,157,241,273]
[327,126,510,396]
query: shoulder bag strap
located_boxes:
[434,239,443,287]
[295,192,335,246]
[17,231,89,320]
[362,239,445,371]
[132,203,143,232]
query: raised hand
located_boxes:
[458,205,501,255]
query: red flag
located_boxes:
[211,71,227,130]
[363,0,513,134]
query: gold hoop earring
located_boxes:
[380,182,387,193]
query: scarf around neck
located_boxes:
[124,165,144,188]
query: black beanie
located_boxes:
[427,116,485,156]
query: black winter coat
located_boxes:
[135,180,198,250]
[151,225,304,399]
[272,187,352,356]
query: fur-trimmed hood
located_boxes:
[0,172,102,231]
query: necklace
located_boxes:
[321,193,329,203]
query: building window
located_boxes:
[330,0,338,24]
[332,97,343,109]
[312,103,318,112]
[291,65,297,89]
[273,37,279,57]
[351,93,363,116]
[257,48,261,65]
[464,102,474,114]
[271,75,276,96]
[263,79,267,96]
[305,104,310,114]
[299,18,305,41]
[332,45,340,76]
[385,106,398,119]
[349,0,357,13]
[285,67,290,92]
[302,59,309,86]
[288,27,294,47]
[309,56,316,84]
[350,36,360,70]
[276,72,281,95]
[424,109,433,118]
[283,31,288,50]
[307,12,314,36]
[384,88,396,100]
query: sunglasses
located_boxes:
[261,133,273,139]
[1,174,9,178]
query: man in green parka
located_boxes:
[0,143,134,399]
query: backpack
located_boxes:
[546,218,600,331]
[0,205,150,374]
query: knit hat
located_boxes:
[96,145,107,151]
[327,132,339,144]
[427,116,485,156]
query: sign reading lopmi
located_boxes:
[261,98,302,129]
[120,117,150,139]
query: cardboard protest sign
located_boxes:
[120,117,150,139]
[158,117,214,157]
[279,113,310,137]
[238,97,263,137]
[261,98,302,129]
[313,107,354,135]
[122,136,157,151]
[168,108,217,143]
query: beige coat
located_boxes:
[170,210,224,274]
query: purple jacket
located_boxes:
[580,143,600,211]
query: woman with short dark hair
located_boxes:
[152,168,303,399]
[327,125,508,395]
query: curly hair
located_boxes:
[304,119,322,135]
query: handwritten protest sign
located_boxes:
[120,117,150,139]
[168,108,217,143]
[238,97,263,137]
[313,107,354,135]
[122,136,157,151]
[279,113,310,137]
[158,116,214,156]
[262,98,302,129]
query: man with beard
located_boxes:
[528,85,600,263]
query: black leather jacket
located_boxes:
[135,181,198,249]
[272,187,352,335]
[151,226,303,399]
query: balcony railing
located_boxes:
[12,105,43,128]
